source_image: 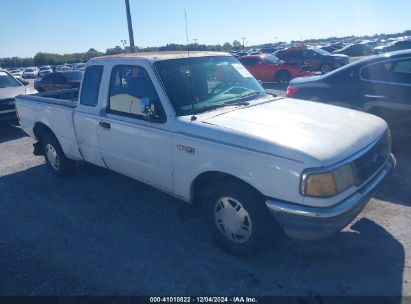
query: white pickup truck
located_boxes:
[15,51,395,255]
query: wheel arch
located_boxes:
[33,122,56,141]
[190,171,264,205]
[274,69,292,83]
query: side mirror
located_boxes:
[140,98,155,119]
[140,97,151,112]
[138,97,166,123]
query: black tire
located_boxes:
[274,70,292,85]
[41,133,75,176]
[320,63,333,74]
[202,180,279,256]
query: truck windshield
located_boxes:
[155,56,266,116]
[0,72,21,87]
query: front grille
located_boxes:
[0,98,15,112]
[353,131,390,186]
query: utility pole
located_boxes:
[125,0,135,53]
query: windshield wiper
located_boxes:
[234,91,262,101]
[191,100,250,115]
[190,91,264,115]
[219,91,263,105]
[223,100,250,106]
[266,92,277,97]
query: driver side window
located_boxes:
[108,65,165,122]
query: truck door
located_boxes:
[74,65,106,167]
[96,64,174,191]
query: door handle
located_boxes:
[364,94,385,100]
[99,121,111,129]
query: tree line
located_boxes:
[0,41,242,68]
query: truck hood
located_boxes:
[200,98,387,166]
[0,86,27,100]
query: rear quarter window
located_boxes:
[361,58,411,85]
[79,66,103,107]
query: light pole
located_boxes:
[242,37,246,50]
[125,0,135,53]
[121,40,127,50]
[193,38,197,50]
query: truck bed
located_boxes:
[15,88,83,161]
[17,88,79,108]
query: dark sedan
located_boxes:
[287,50,411,145]
[374,40,411,54]
[332,43,373,57]
[274,46,349,74]
[34,71,83,92]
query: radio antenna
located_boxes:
[184,9,197,121]
[184,9,190,57]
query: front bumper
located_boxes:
[265,154,396,240]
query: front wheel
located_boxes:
[274,70,292,85]
[41,133,75,176]
[203,181,279,256]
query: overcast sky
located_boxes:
[1,0,410,58]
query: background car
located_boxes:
[374,40,411,54]
[34,70,83,92]
[38,66,53,77]
[23,67,38,78]
[56,65,72,71]
[286,50,411,145]
[332,43,374,56]
[8,69,24,79]
[274,46,349,74]
[0,70,37,121]
[259,47,283,54]
[238,54,314,84]
[73,63,86,70]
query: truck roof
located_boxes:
[92,51,230,62]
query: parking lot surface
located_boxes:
[0,120,410,297]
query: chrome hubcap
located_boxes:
[214,196,252,243]
[45,143,60,170]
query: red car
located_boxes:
[238,54,314,84]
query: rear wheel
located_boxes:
[275,70,292,85]
[41,133,75,176]
[202,180,279,256]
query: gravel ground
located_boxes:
[0,119,410,297]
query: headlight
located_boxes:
[302,164,355,197]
